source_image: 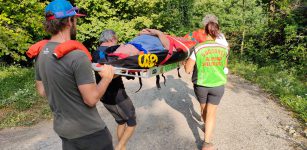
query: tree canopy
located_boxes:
[0,0,305,75]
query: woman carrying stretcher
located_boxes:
[184,21,228,150]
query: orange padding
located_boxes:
[167,36,197,52]
[183,29,207,43]
[26,40,49,59]
[26,40,92,61]
[159,36,197,65]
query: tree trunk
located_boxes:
[268,0,275,25]
[240,0,245,56]
[240,29,245,56]
[269,0,275,18]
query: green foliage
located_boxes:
[239,0,306,75]
[0,0,195,62]
[0,66,51,128]
[0,0,47,63]
[0,66,38,109]
[281,95,307,122]
[0,103,51,128]
[75,0,194,50]
[0,0,305,73]
[191,0,266,33]
[229,60,307,122]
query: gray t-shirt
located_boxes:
[35,42,105,139]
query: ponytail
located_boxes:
[205,22,220,39]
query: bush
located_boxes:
[0,0,47,63]
[76,0,194,51]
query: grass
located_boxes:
[0,66,51,129]
[229,60,307,123]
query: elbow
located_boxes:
[36,82,46,97]
[187,68,193,74]
[83,97,99,107]
[184,67,188,74]
[184,69,188,74]
[38,91,46,97]
[37,89,46,97]
[185,70,192,74]
[83,98,98,107]
[80,88,101,107]
[184,66,192,74]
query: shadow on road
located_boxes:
[133,75,204,149]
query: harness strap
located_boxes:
[161,73,166,86]
[177,67,181,78]
[135,72,142,93]
[108,53,129,59]
[159,36,174,65]
[156,75,161,89]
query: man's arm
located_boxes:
[34,59,46,97]
[35,80,46,97]
[72,51,114,107]
[78,65,114,107]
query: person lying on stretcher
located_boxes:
[107,29,196,59]
[113,29,170,56]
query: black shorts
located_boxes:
[193,84,225,105]
[104,99,137,126]
[60,127,113,150]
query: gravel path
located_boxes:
[0,70,306,150]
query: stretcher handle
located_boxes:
[91,63,117,72]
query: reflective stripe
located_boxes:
[195,44,228,53]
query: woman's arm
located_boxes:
[184,58,196,74]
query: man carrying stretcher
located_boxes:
[92,30,137,150]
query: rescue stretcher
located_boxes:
[92,61,181,78]
[91,49,191,78]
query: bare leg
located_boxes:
[117,124,126,141]
[202,103,218,150]
[115,125,136,150]
[200,103,208,132]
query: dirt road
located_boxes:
[0,70,306,150]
